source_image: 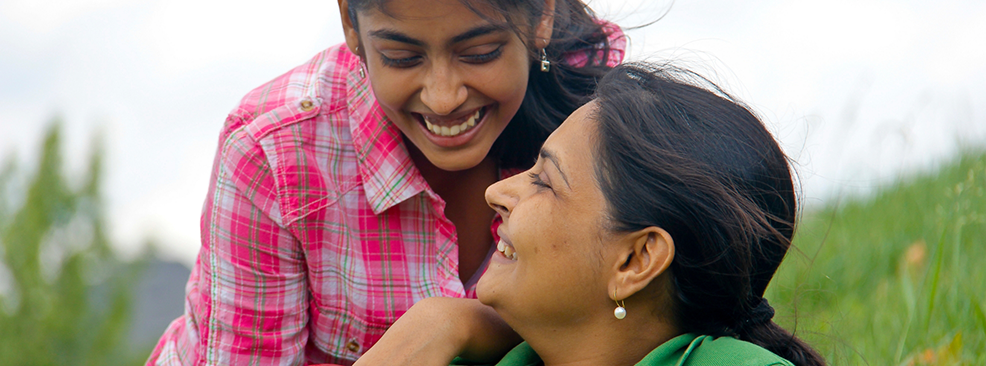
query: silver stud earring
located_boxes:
[539,48,550,72]
[613,289,626,320]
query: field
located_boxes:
[767,150,986,365]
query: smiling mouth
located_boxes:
[417,107,487,137]
[496,239,517,260]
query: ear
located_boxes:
[338,0,362,57]
[608,227,675,301]
[534,0,556,50]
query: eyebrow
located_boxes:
[539,148,571,189]
[450,24,506,44]
[368,24,507,48]
[368,29,424,47]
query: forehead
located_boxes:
[544,102,599,181]
[549,102,597,148]
[359,0,503,28]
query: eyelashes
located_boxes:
[379,46,503,68]
[380,54,421,68]
[528,172,552,190]
[461,46,502,63]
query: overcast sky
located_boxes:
[2,0,984,266]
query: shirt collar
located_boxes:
[490,334,703,366]
[345,57,428,214]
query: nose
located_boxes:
[419,60,468,115]
[485,173,521,220]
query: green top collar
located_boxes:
[454,333,794,366]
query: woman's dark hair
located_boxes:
[591,63,825,366]
[346,0,616,169]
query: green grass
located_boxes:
[766,150,986,365]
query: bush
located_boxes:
[0,121,148,366]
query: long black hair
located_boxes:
[592,63,826,366]
[346,0,617,169]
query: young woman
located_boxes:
[146,0,624,365]
[462,62,826,365]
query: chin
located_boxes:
[475,280,491,305]
[427,150,490,171]
[475,277,503,309]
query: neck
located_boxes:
[405,140,498,282]
[516,308,679,366]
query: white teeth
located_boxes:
[423,109,482,137]
[496,240,517,261]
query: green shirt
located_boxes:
[454,333,793,366]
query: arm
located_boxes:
[354,297,520,366]
[193,125,309,365]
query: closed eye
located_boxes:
[380,53,423,68]
[529,172,552,190]
[461,46,502,64]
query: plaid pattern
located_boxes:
[147,25,624,366]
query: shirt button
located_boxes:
[300,99,314,111]
[346,339,361,353]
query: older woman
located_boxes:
[451,62,825,365]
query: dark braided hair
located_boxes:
[592,62,826,366]
[346,0,618,169]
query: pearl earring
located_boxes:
[614,289,626,320]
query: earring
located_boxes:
[355,45,366,79]
[613,289,626,320]
[539,48,550,72]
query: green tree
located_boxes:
[0,121,148,366]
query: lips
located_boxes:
[495,226,517,261]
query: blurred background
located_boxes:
[1,0,983,364]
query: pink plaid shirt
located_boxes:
[148,24,625,366]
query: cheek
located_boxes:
[473,50,530,107]
[523,206,605,277]
[488,67,528,100]
[367,65,416,112]
[517,205,573,267]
